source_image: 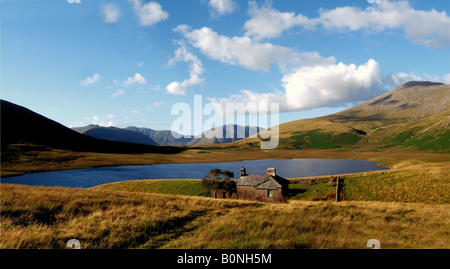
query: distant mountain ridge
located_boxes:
[84,127,158,146]
[187,125,263,145]
[72,124,264,146]
[125,127,192,146]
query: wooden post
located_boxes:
[335,177,341,202]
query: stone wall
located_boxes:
[237,186,287,203]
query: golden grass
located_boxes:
[0,184,257,249]
[163,200,450,249]
[93,179,211,197]
[1,184,449,249]
[343,160,450,204]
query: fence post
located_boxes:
[335,177,341,202]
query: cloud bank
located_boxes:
[174,24,335,72]
[244,0,450,49]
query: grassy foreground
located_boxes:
[1,184,449,249]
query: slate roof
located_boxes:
[238,174,287,190]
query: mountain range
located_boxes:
[72,124,263,146]
[1,81,448,154]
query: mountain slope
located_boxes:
[324,81,448,131]
[84,127,158,145]
[238,81,449,152]
[125,127,192,145]
[187,124,264,146]
[73,124,264,146]
[71,124,100,134]
[0,100,183,154]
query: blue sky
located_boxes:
[1,0,449,134]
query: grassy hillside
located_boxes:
[342,160,450,204]
[238,82,450,153]
[2,184,449,249]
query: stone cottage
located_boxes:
[237,167,289,203]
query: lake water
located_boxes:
[1,158,388,188]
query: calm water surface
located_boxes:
[1,158,388,188]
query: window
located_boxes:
[268,190,274,198]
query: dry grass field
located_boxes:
[1,184,449,249]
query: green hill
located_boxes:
[238,81,450,153]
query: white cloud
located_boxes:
[124,73,147,86]
[80,73,100,86]
[244,1,314,40]
[384,72,424,87]
[174,25,335,72]
[243,0,450,49]
[282,59,384,111]
[208,89,287,115]
[166,42,205,95]
[318,1,450,49]
[385,72,450,86]
[211,59,386,113]
[112,88,125,98]
[129,0,169,26]
[443,74,450,84]
[101,3,119,23]
[166,82,185,95]
[208,0,237,17]
[87,115,115,127]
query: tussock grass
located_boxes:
[0,184,256,249]
[94,180,211,197]
[163,200,450,249]
[1,184,449,249]
[343,161,450,204]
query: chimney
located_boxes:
[266,168,276,177]
[240,167,246,177]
